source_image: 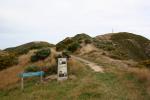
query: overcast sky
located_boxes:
[0,0,150,49]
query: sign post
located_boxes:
[57,58,68,81]
[21,77,24,90]
[19,71,44,90]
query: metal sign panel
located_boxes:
[19,71,44,78]
[57,58,68,81]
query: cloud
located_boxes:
[0,0,150,49]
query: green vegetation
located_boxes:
[45,64,57,75]
[4,42,54,56]
[56,33,92,52]
[84,39,92,44]
[31,48,51,62]
[0,52,18,70]
[110,32,149,60]
[137,59,150,68]
[25,66,41,72]
[111,32,149,48]
[0,41,54,71]
[93,32,150,60]
[56,38,74,51]
[72,33,92,41]
[67,42,80,52]
[94,40,115,51]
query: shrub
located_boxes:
[31,48,51,62]
[62,51,71,59]
[94,41,115,51]
[67,42,80,52]
[0,53,18,70]
[46,64,57,75]
[56,38,73,51]
[127,67,150,87]
[84,39,92,44]
[138,60,150,68]
[25,64,57,75]
[56,33,92,51]
[25,65,40,72]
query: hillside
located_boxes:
[0,32,150,100]
[56,32,150,60]
[4,41,54,56]
[94,32,150,60]
[0,41,54,71]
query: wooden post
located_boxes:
[21,77,24,91]
[40,73,43,83]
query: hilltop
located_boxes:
[56,32,150,60]
[95,32,150,60]
[4,41,54,56]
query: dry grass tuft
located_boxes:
[128,67,150,82]
[128,67,150,95]
[68,58,85,75]
[0,65,23,89]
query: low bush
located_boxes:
[56,38,73,51]
[62,51,71,59]
[25,64,57,75]
[138,60,150,68]
[67,42,80,52]
[31,48,51,62]
[0,53,18,70]
[94,41,115,51]
[46,64,57,75]
[25,65,40,72]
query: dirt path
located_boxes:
[71,55,104,72]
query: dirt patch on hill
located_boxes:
[71,55,104,72]
[81,51,137,69]
[78,44,98,55]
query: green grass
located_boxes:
[110,32,149,60]
[0,62,150,100]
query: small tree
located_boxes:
[31,48,51,62]
[67,42,80,52]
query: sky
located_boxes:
[0,0,150,49]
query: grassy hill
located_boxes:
[110,32,150,60]
[56,32,150,60]
[4,41,54,56]
[1,58,150,100]
[0,32,150,100]
[0,41,54,71]
[94,32,150,60]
